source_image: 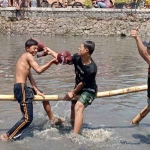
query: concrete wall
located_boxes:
[0,7,150,36]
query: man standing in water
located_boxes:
[130,28,150,111]
[0,38,63,142]
[64,41,97,135]
[45,41,97,135]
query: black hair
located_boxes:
[25,38,38,48]
[83,41,95,55]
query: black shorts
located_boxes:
[14,83,34,103]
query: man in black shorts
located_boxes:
[0,38,63,142]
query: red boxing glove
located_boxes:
[33,38,45,52]
[33,38,48,58]
[57,51,72,64]
[38,42,45,52]
[37,51,48,58]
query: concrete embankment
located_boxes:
[0,7,150,36]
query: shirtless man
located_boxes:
[0,38,63,142]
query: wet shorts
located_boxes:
[72,91,96,108]
[14,83,34,104]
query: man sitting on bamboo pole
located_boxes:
[42,41,97,136]
[0,38,64,142]
[130,28,150,121]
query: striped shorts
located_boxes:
[6,83,34,140]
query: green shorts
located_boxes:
[78,91,96,108]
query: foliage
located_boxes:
[84,0,93,8]
[114,0,128,3]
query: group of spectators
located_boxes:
[93,0,114,8]
[0,0,31,8]
[0,0,114,8]
[0,0,147,9]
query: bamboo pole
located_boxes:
[0,84,147,101]
[132,105,150,124]
[96,84,147,97]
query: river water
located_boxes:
[0,35,150,150]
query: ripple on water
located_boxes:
[1,35,150,150]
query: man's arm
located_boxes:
[72,82,85,95]
[28,71,39,93]
[64,82,85,100]
[130,28,150,65]
[27,53,57,74]
[46,47,58,58]
[45,47,73,65]
[28,71,45,98]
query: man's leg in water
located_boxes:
[42,101,65,125]
[73,101,85,134]
[1,102,33,142]
[70,100,77,126]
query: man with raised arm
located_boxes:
[131,28,150,112]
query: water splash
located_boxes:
[55,56,66,72]
[34,128,62,141]
[32,101,113,146]
[67,128,112,145]
[81,128,112,143]
[61,55,65,65]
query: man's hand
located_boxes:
[130,27,139,39]
[36,90,45,99]
[37,47,54,58]
[45,47,52,55]
[51,58,59,65]
[64,92,75,101]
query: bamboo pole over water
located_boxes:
[0,84,147,101]
[96,84,147,98]
[132,105,150,124]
